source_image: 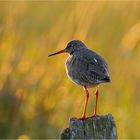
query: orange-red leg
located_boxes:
[79,86,89,120]
[93,87,99,117]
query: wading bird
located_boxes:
[48,40,111,120]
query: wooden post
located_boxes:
[61,114,117,139]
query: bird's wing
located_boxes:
[77,50,110,84]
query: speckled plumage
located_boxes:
[65,40,110,88]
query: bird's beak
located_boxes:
[48,49,66,57]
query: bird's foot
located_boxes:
[93,114,97,117]
[78,116,87,120]
[70,114,100,121]
[70,115,88,121]
[92,114,100,118]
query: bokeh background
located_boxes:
[0,1,140,139]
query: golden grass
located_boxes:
[0,1,140,139]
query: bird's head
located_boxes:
[48,40,86,57]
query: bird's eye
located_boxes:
[67,44,71,49]
[67,44,74,49]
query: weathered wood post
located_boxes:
[61,114,117,139]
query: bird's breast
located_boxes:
[65,55,76,71]
[65,55,81,85]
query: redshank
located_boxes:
[48,40,111,120]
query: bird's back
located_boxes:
[66,48,110,87]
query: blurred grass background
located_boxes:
[0,1,140,139]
